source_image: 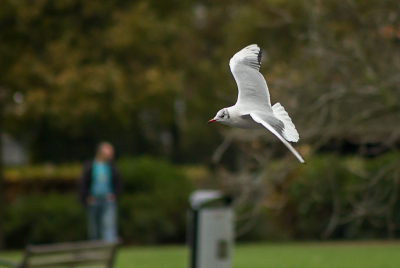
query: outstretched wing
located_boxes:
[229,44,271,109]
[250,112,305,163]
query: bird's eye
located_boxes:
[221,114,224,118]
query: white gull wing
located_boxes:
[249,112,305,163]
[229,44,271,110]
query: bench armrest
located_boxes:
[0,259,19,268]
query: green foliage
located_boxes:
[117,156,193,243]
[285,152,400,239]
[118,156,192,193]
[286,155,346,237]
[4,194,86,248]
[5,164,81,181]
[2,0,399,162]
[0,0,213,163]
[235,152,400,241]
[1,0,400,248]
[3,157,193,248]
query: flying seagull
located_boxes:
[208,44,305,163]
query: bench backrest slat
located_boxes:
[21,240,119,268]
[27,241,115,254]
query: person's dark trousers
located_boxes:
[87,197,117,242]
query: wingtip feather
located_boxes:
[231,44,262,71]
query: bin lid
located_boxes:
[190,190,226,209]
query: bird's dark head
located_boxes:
[208,108,230,124]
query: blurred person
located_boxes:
[78,142,122,242]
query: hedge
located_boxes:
[238,152,400,241]
[4,156,193,249]
[5,153,400,248]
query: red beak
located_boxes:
[208,119,216,124]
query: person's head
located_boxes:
[95,142,114,162]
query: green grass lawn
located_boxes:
[1,241,400,268]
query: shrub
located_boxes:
[4,194,87,249]
[117,156,193,244]
[4,156,193,249]
[285,153,400,239]
[235,153,400,241]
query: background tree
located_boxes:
[1,0,400,245]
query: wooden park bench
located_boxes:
[0,240,119,268]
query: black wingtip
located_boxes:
[258,49,262,66]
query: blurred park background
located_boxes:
[1,0,400,263]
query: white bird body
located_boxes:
[209,44,305,163]
[220,105,265,129]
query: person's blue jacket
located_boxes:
[78,160,123,205]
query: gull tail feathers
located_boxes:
[272,102,299,142]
